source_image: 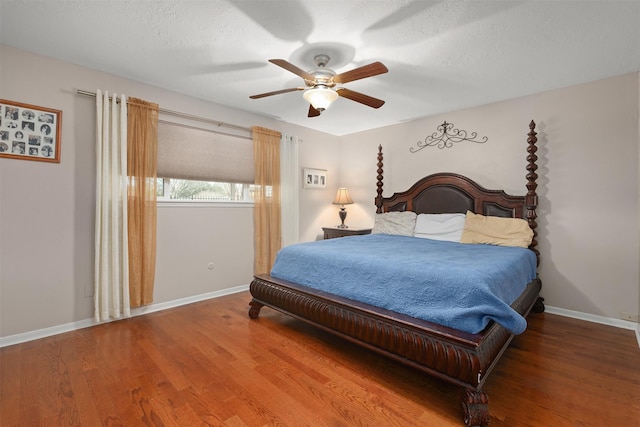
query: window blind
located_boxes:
[157,121,254,183]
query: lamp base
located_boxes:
[337,207,348,228]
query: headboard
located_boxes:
[378,172,528,218]
[374,120,540,263]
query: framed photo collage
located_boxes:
[0,99,62,163]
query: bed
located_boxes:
[248,120,544,426]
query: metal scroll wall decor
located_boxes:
[410,121,488,152]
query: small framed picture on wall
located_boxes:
[0,99,62,163]
[303,168,327,189]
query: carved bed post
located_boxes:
[525,120,540,266]
[375,145,384,213]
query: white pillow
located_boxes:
[371,211,417,236]
[414,213,466,242]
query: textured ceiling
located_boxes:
[1,0,639,136]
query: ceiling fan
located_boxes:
[250,54,388,117]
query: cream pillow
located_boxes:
[460,211,533,248]
[371,211,417,236]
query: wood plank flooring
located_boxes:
[1,291,639,426]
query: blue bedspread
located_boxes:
[270,234,537,335]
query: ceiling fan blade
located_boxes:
[250,87,304,99]
[308,104,321,117]
[336,88,385,109]
[269,59,315,82]
[333,62,388,84]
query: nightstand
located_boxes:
[322,227,372,240]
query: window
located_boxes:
[157,178,255,202]
[156,120,256,204]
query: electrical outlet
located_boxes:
[620,312,639,322]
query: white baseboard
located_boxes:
[545,305,638,330]
[0,284,249,348]
[3,292,638,350]
[546,305,640,349]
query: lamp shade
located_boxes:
[333,188,354,205]
[303,87,338,111]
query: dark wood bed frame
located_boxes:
[248,120,543,426]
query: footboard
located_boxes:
[249,274,542,426]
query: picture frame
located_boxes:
[0,99,62,163]
[303,167,327,189]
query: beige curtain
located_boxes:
[94,91,129,321]
[252,126,282,275]
[127,97,159,307]
[280,134,300,247]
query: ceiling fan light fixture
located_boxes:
[250,56,387,116]
[303,87,338,111]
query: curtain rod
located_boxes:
[158,119,252,141]
[76,89,252,134]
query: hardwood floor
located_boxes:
[1,291,639,427]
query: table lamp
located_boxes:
[333,188,354,228]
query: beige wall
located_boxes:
[0,45,340,338]
[339,72,640,322]
[1,44,638,340]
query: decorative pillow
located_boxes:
[371,211,417,236]
[414,213,466,242]
[460,211,533,248]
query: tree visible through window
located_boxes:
[157,178,254,201]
